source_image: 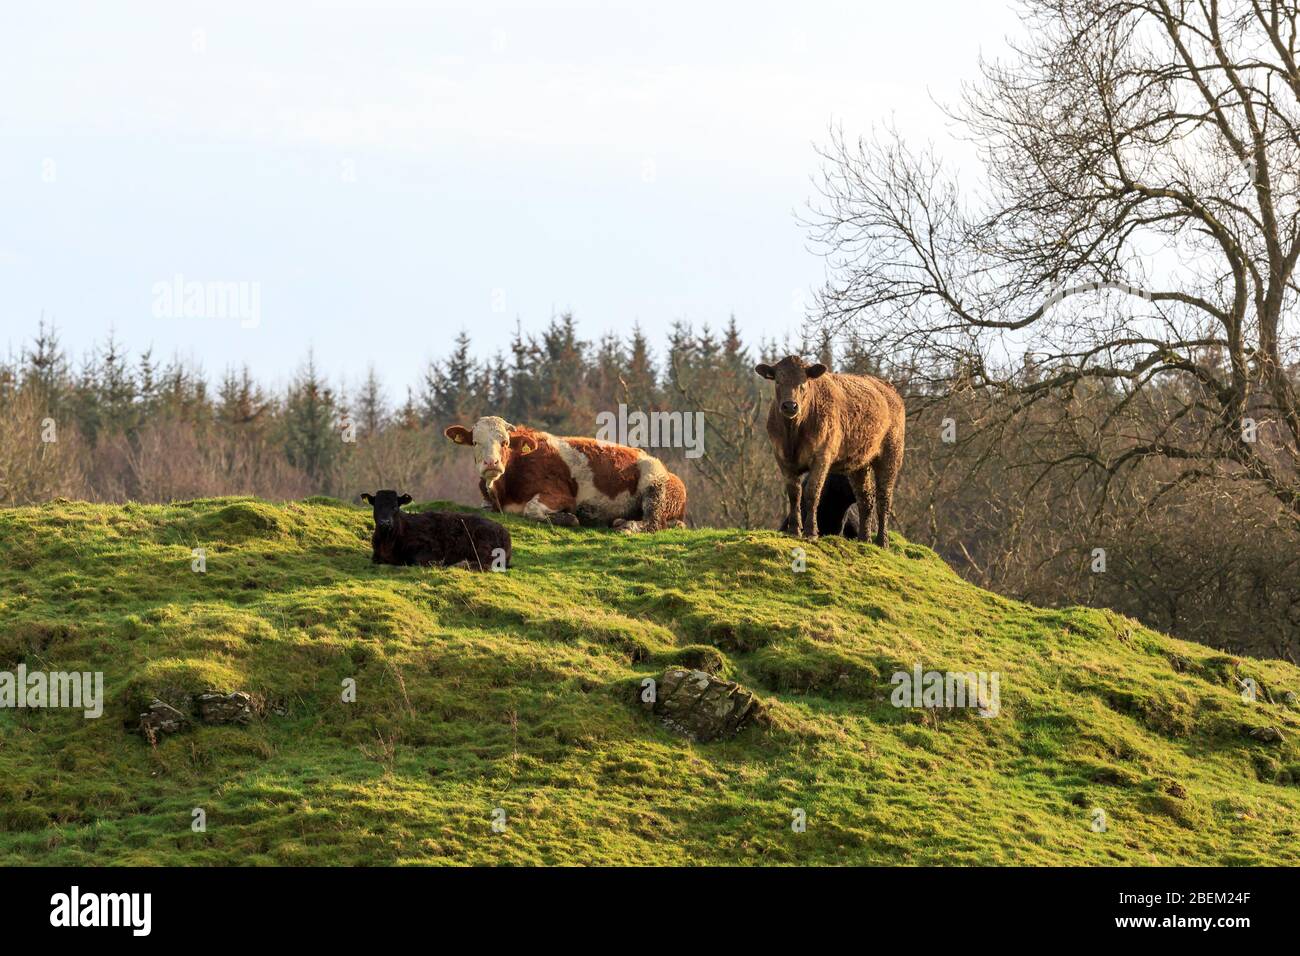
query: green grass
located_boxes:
[1,495,1298,865]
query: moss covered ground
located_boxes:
[1,496,1297,865]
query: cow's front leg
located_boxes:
[783,470,803,536]
[802,458,832,539]
[522,493,579,527]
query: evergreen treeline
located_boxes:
[0,314,830,520]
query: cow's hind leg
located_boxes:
[848,467,873,541]
[870,438,903,547]
[620,474,686,533]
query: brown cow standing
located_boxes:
[444,416,687,532]
[755,355,905,546]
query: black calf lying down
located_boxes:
[361,490,512,571]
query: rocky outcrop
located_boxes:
[138,698,188,740]
[1247,725,1285,744]
[135,690,259,741]
[641,668,765,742]
[194,691,254,725]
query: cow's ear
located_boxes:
[444,425,473,445]
[806,363,828,379]
[398,494,412,505]
[510,434,538,456]
[359,493,373,504]
[754,363,776,380]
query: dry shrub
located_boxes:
[0,390,87,504]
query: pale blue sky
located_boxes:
[0,0,1019,394]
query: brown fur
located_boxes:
[568,438,643,499]
[755,355,905,546]
[641,471,687,532]
[474,426,579,516]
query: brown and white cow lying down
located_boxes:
[444,416,687,532]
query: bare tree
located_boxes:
[809,0,1300,520]
[668,356,777,529]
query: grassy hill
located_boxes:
[1,496,1298,866]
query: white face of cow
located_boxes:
[469,416,511,482]
[444,416,534,487]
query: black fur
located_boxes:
[361,490,512,571]
[777,473,860,539]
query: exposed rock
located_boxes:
[645,668,764,742]
[1247,725,1285,744]
[1283,691,1298,707]
[138,698,188,740]
[134,690,260,741]
[194,691,254,725]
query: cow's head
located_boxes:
[359,490,412,532]
[754,355,827,419]
[444,416,539,485]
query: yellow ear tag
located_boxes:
[520,444,533,455]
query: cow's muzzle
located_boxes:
[780,401,799,418]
